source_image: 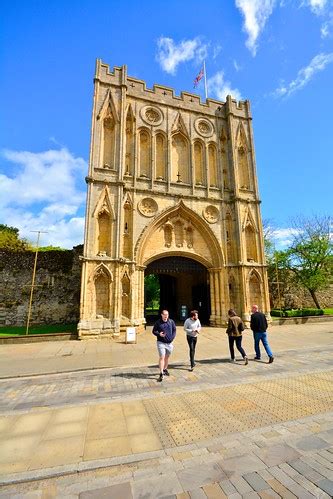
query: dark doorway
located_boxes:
[145,256,210,324]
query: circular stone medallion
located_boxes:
[138,198,158,217]
[194,118,214,137]
[140,106,163,126]
[203,205,219,224]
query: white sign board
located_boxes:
[126,326,136,344]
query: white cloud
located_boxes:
[304,0,328,14]
[235,0,276,56]
[0,148,87,248]
[156,36,208,74]
[207,71,242,101]
[272,228,300,249]
[213,44,222,59]
[233,59,242,71]
[273,52,333,97]
[321,11,333,37]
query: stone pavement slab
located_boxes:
[0,323,332,497]
[0,321,332,378]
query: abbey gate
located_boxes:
[78,60,270,338]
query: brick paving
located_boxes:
[0,322,332,498]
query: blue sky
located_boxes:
[1,0,332,249]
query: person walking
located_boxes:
[152,309,176,382]
[250,304,274,363]
[184,310,201,371]
[226,309,248,365]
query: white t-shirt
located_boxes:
[184,318,201,337]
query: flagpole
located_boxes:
[203,60,208,100]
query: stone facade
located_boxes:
[0,247,82,327]
[78,60,270,338]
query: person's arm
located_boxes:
[171,319,176,340]
[196,320,201,332]
[226,318,233,335]
[152,321,161,337]
[184,319,192,334]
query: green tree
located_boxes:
[279,215,333,309]
[0,224,30,251]
[144,274,160,309]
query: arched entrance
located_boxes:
[145,256,210,324]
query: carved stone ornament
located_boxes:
[140,106,163,126]
[194,118,214,137]
[138,197,158,217]
[203,205,219,224]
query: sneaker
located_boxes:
[269,356,274,364]
[158,373,163,382]
[254,357,260,361]
[163,369,170,376]
[230,359,236,363]
[189,367,194,372]
[244,356,248,365]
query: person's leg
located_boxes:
[235,336,246,358]
[254,332,261,359]
[192,337,197,366]
[159,355,165,373]
[188,336,197,368]
[157,342,166,380]
[163,343,174,374]
[261,332,273,359]
[228,336,235,360]
[187,336,194,367]
[236,336,248,364]
[164,353,170,370]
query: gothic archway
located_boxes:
[145,256,210,324]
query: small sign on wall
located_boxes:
[126,326,137,344]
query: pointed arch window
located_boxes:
[95,270,110,317]
[123,200,132,259]
[103,108,116,169]
[245,224,258,262]
[125,108,135,176]
[208,144,218,187]
[194,141,204,185]
[171,132,189,183]
[155,133,167,180]
[98,211,111,256]
[248,272,262,310]
[139,129,151,178]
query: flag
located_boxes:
[193,67,204,88]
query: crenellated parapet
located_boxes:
[94,59,251,118]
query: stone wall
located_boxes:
[0,246,82,327]
[269,281,333,310]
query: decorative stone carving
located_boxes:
[138,197,158,217]
[203,205,219,224]
[140,106,163,126]
[194,118,214,137]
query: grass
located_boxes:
[0,323,77,336]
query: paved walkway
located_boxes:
[0,322,332,498]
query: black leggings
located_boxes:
[228,335,246,360]
[186,336,197,368]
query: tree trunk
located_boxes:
[309,289,321,309]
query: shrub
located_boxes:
[271,308,324,317]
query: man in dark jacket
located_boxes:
[152,309,176,381]
[250,304,274,363]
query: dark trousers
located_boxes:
[228,335,246,360]
[186,335,197,367]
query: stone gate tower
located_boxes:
[78,60,270,338]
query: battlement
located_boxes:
[94,59,251,117]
